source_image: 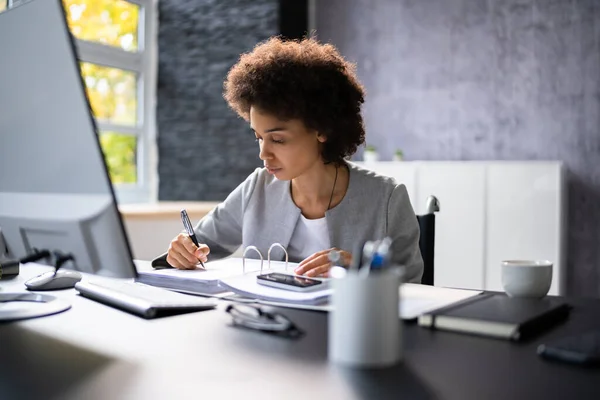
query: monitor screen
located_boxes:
[0,0,136,279]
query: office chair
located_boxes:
[417,196,440,286]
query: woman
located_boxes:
[165,37,423,282]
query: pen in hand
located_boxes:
[180,209,205,268]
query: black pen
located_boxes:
[180,209,205,268]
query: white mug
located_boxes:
[328,266,404,368]
[501,260,553,298]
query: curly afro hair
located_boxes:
[223,36,366,165]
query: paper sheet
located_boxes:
[244,284,482,320]
[136,258,297,285]
[135,259,482,319]
[219,270,331,305]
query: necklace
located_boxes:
[290,165,339,214]
[326,166,339,211]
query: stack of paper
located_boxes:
[252,283,483,320]
[135,258,300,296]
[219,271,331,305]
[399,284,484,319]
[137,268,228,295]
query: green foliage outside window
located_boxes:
[63,0,141,184]
[81,62,137,126]
[63,0,139,51]
[99,132,137,184]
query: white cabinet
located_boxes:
[417,164,487,290]
[355,161,566,295]
[485,164,565,295]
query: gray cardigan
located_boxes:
[192,162,424,283]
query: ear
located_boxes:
[316,132,327,143]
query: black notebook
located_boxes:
[418,293,570,341]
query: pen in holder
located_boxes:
[328,265,404,368]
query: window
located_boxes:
[63,0,157,203]
[3,0,156,202]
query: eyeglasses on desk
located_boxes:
[225,303,304,339]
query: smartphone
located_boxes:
[537,331,600,366]
[257,272,325,292]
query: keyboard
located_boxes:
[75,280,217,319]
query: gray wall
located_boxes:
[157,0,277,201]
[316,0,600,297]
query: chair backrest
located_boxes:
[417,195,439,286]
[417,213,435,286]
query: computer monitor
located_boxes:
[0,0,136,280]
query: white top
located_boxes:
[286,214,331,262]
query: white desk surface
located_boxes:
[0,264,353,400]
[1,264,598,400]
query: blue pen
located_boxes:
[370,237,392,270]
[370,253,385,269]
[180,209,205,268]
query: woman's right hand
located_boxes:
[166,233,210,270]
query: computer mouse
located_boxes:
[25,270,83,291]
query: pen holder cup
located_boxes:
[328,266,404,368]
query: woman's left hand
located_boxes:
[295,248,352,277]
